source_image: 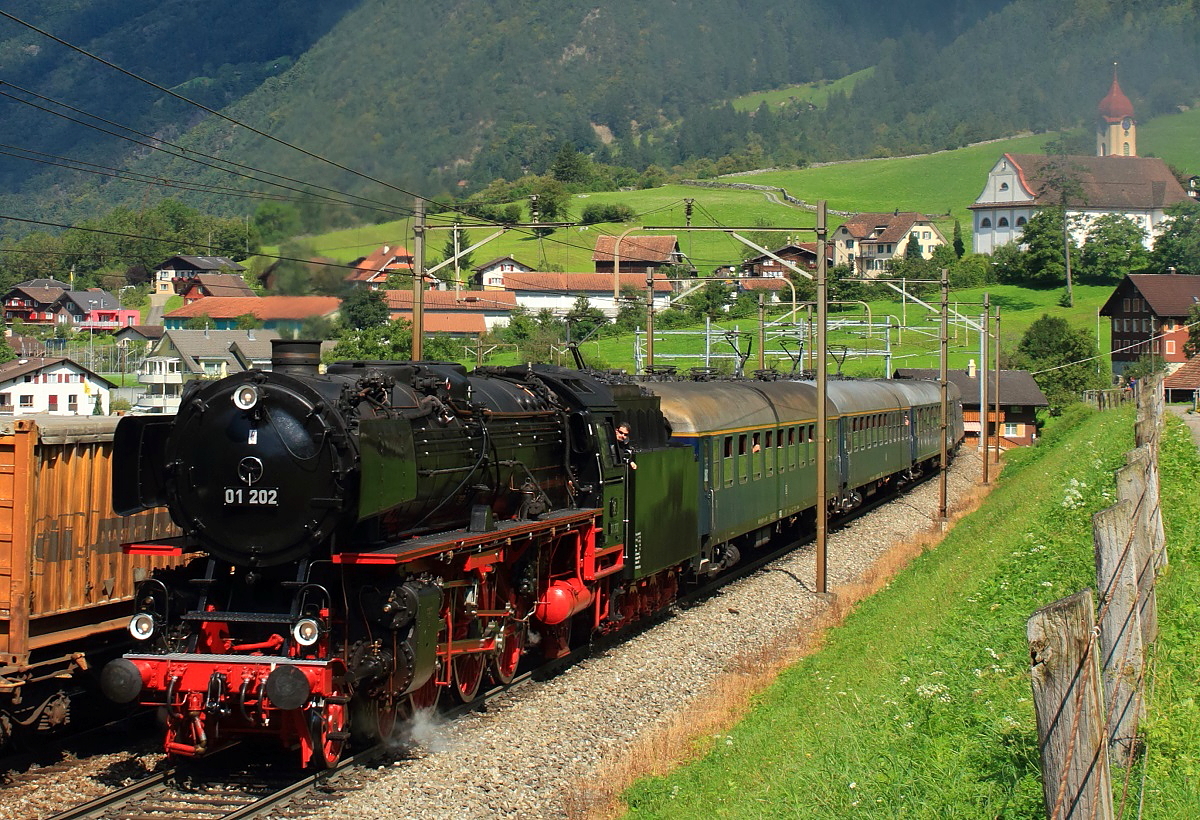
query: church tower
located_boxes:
[1097,64,1136,157]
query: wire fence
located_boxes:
[1026,372,1165,820]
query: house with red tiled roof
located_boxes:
[1163,356,1200,403]
[971,71,1187,254]
[1099,273,1200,379]
[593,235,685,274]
[163,296,340,334]
[383,289,516,334]
[502,272,673,318]
[832,213,947,275]
[348,244,415,289]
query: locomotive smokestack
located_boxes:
[272,339,321,376]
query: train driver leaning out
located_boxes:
[615,422,638,470]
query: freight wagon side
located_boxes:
[0,416,180,746]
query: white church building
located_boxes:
[970,70,1188,254]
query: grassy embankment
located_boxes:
[604,408,1200,817]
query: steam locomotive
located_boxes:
[100,340,963,768]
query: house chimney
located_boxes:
[967,359,977,378]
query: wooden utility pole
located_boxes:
[757,294,766,372]
[981,293,990,486]
[993,305,1002,464]
[938,268,949,521]
[412,199,425,361]
[815,202,828,595]
[645,272,655,370]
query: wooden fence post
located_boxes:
[1116,448,1160,645]
[1028,589,1114,820]
[1093,501,1145,761]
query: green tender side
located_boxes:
[626,446,700,579]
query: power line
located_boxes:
[0,82,417,218]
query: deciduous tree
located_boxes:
[1013,313,1106,409]
[1151,201,1200,274]
[1078,214,1149,283]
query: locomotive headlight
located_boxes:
[232,384,261,411]
[292,617,321,647]
[128,612,157,641]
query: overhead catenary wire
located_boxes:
[0,83,419,219]
[0,13,767,279]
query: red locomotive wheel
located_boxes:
[408,672,440,711]
[308,692,349,769]
[490,620,525,685]
[451,650,486,702]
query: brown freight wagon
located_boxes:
[0,416,180,747]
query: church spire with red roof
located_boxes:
[1097,63,1136,157]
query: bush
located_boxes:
[579,202,636,225]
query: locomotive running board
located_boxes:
[334,507,606,565]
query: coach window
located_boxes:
[752,433,763,479]
[724,436,734,488]
[738,435,749,484]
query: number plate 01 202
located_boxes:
[223,487,279,506]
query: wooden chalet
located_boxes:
[593,235,685,275]
[1099,273,1200,379]
[894,366,1049,448]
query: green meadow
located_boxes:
[730,68,876,112]
[620,407,1200,818]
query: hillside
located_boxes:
[1,0,1198,232]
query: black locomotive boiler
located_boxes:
[101,339,963,768]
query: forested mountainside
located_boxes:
[0,0,1197,231]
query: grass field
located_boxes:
[617,407,1200,817]
[283,107,1200,280]
[730,68,876,112]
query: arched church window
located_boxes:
[998,217,1009,227]
[1016,216,1027,226]
[1123,143,1131,156]
[980,218,992,228]
[999,182,1009,192]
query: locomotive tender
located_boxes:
[101,340,963,768]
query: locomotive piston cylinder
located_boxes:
[535,578,594,625]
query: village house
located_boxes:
[894,365,1049,448]
[55,289,138,331]
[473,256,535,290]
[347,244,414,289]
[593,235,686,275]
[2,279,72,326]
[0,356,113,416]
[383,289,517,335]
[162,295,340,334]
[832,213,947,275]
[741,242,831,278]
[1098,273,1200,381]
[134,329,282,414]
[492,272,673,319]
[179,273,256,303]
[970,72,1188,254]
[153,255,247,295]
